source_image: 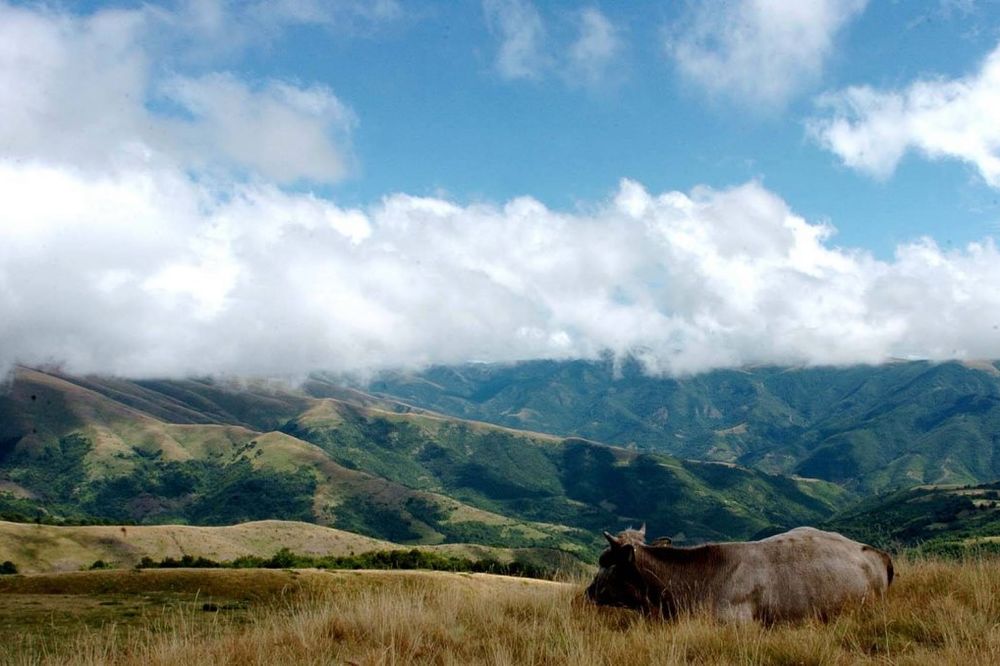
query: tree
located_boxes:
[0,561,17,574]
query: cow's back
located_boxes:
[715,527,890,622]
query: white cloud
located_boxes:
[566,7,621,88]
[483,0,548,80]
[5,1,1000,381]
[0,2,356,184]
[252,0,403,25]
[5,161,1000,379]
[481,1,622,86]
[159,74,357,184]
[809,42,1000,187]
[667,0,868,108]
[159,0,403,54]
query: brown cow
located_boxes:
[585,526,893,623]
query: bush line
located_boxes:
[123,547,553,579]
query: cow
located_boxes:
[585,525,893,624]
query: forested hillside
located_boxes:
[367,358,1000,493]
[0,367,845,557]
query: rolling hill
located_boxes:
[364,358,1000,493]
[0,519,582,574]
[823,482,1000,553]
[0,367,846,556]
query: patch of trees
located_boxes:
[129,547,553,579]
[915,540,1000,559]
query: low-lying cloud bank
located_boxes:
[4,164,1000,379]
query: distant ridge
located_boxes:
[367,358,1000,493]
[0,519,577,574]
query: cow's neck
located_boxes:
[634,544,731,616]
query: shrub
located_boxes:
[0,560,17,574]
[128,547,554,579]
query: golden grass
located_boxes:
[2,555,1000,664]
[0,520,574,575]
[0,520,393,573]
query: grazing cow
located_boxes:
[585,525,893,623]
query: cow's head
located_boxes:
[585,529,648,610]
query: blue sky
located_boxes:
[188,0,1000,256]
[62,0,1000,254]
[3,0,1000,378]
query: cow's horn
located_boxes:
[638,522,646,537]
[603,531,619,547]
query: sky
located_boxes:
[3,0,1000,379]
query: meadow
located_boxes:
[2,554,999,665]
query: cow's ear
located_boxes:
[622,544,635,564]
[603,531,619,548]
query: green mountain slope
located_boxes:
[823,482,1000,554]
[281,400,847,544]
[0,367,846,556]
[365,359,1000,492]
[0,369,582,553]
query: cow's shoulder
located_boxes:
[643,542,731,570]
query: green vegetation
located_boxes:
[0,367,848,558]
[286,407,847,545]
[825,481,1000,555]
[367,359,1000,493]
[131,547,554,579]
[8,361,1000,561]
[0,437,317,526]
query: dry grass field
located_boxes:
[1,555,999,665]
[0,520,573,575]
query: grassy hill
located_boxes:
[0,369,588,553]
[0,519,582,574]
[824,482,1000,554]
[282,400,848,543]
[365,358,1000,493]
[0,367,846,557]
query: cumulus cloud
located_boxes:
[0,1,356,184]
[566,7,621,88]
[4,1,1000,381]
[251,0,403,26]
[483,0,548,80]
[667,0,868,108]
[158,74,356,184]
[809,42,1000,187]
[482,2,621,87]
[158,0,403,55]
[5,163,1000,379]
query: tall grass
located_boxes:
[5,555,1000,665]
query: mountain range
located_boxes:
[0,366,847,561]
[365,358,1000,494]
[5,358,1000,562]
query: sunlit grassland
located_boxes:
[2,555,1000,665]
